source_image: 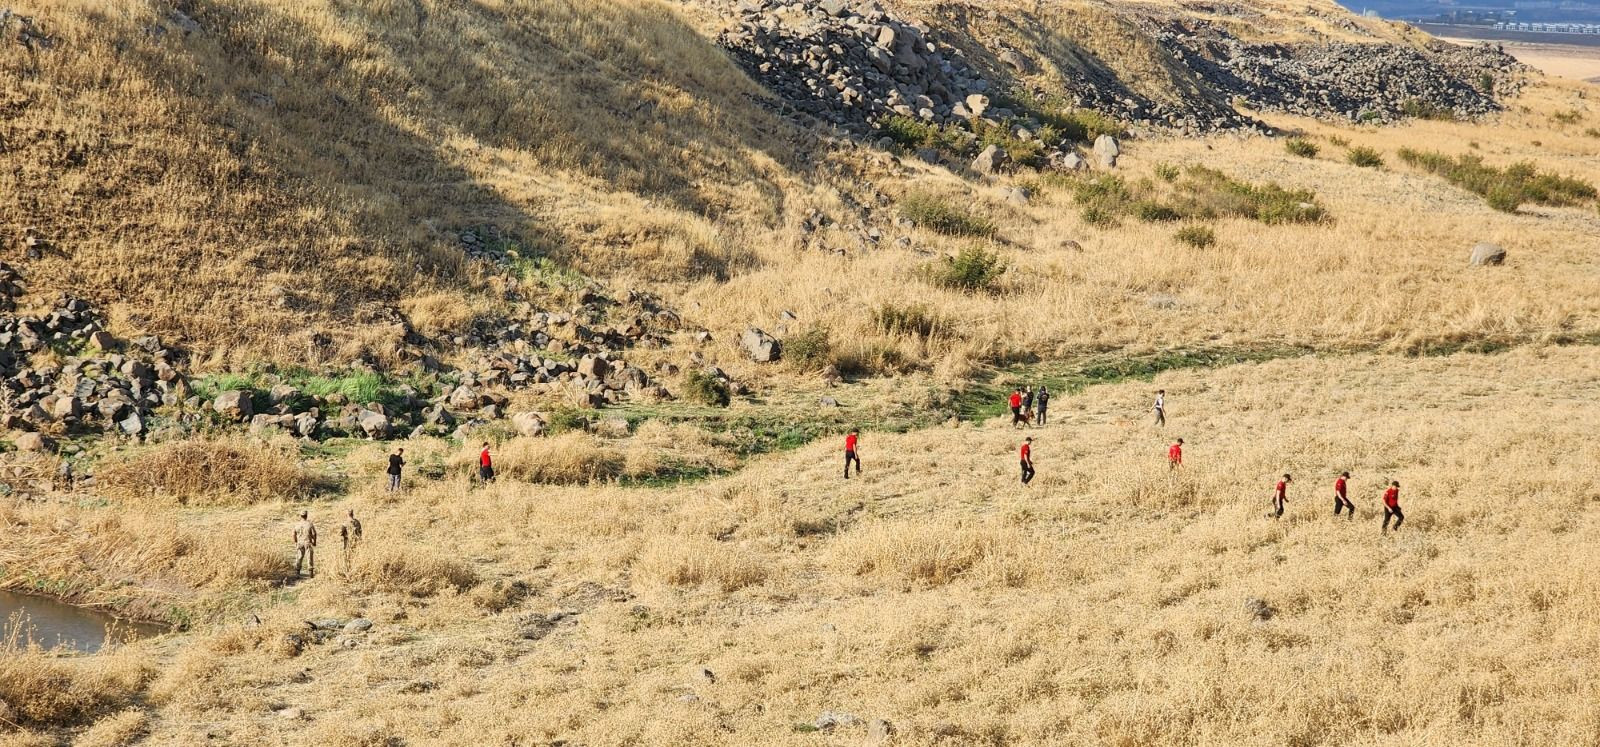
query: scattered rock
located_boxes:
[343,618,373,634]
[213,390,253,421]
[13,432,52,453]
[740,327,782,363]
[815,710,860,731]
[87,330,115,351]
[277,707,304,720]
[1245,597,1276,621]
[999,49,1035,74]
[972,144,1009,174]
[868,718,895,742]
[511,411,546,437]
[1093,135,1121,168]
[1469,242,1507,267]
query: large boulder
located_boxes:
[971,144,1009,174]
[740,328,782,363]
[447,385,481,409]
[576,355,610,379]
[964,93,990,118]
[51,396,81,420]
[213,390,254,421]
[118,412,145,436]
[87,330,116,352]
[511,411,546,438]
[13,432,52,452]
[1469,242,1507,266]
[357,410,391,439]
[1093,135,1121,168]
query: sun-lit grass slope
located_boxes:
[0,0,796,366]
[10,346,1596,744]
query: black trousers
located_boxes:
[1333,495,1355,517]
[1020,460,1035,485]
[843,450,860,478]
[1273,498,1285,518]
[1011,407,1027,427]
[1036,406,1048,425]
[1383,505,1404,532]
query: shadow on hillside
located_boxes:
[5,0,812,362]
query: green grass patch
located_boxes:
[1174,224,1216,249]
[1284,138,1319,158]
[899,192,996,238]
[1395,148,1598,213]
[1346,146,1384,168]
[1071,167,1325,227]
[784,327,833,371]
[923,245,1007,294]
[874,303,951,339]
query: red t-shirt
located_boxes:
[1168,444,1182,463]
[480,449,492,467]
[845,434,858,452]
[1020,443,1031,461]
[1383,487,1400,508]
[1334,477,1347,497]
[1275,481,1287,499]
[1009,393,1022,409]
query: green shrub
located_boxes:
[1171,166,1326,225]
[1346,147,1384,168]
[1326,135,1350,148]
[1396,148,1598,213]
[1131,200,1182,222]
[1284,138,1319,158]
[1401,98,1457,121]
[925,246,1007,293]
[900,192,996,238]
[1080,205,1119,227]
[542,408,590,434]
[1477,72,1495,93]
[874,304,950,339]
[1585,128,1600,139]
[682,370,730,407]
[1551,109,1583,125]
[784,327,832,371]
[1153,162,1181,182]
[1174,224,1216,249]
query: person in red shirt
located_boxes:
[478,442,495,484]
[1382,481,1404,533]
[1332,471,1354,519]
[1168,438,1184,469]
[1019,437,1035,485]
[1272,474,1292,518]
[843,430,861,479]
[1009,389,1027,428]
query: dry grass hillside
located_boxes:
[0,0,801,366]
[6,347,1600,745]
[4,0,1600,745]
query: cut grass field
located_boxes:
[6,347,1600,744]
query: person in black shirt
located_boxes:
[1035,386,1050,426]
[387,448,405,493]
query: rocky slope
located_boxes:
[715,0,1525,135]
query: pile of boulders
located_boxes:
[718,0,994,131]
[0,283,186,448]
[1134,17,1522,125]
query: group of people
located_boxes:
[383,442,496,494]
[291,508,363,578]
[1008,386,1051,427]
[853,387,1410,533]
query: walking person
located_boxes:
[843,429,862,479]
[293,511,317,578]
[1020,437,1035,486]
[1333,471,1355,519]
[1022,386,1035,422]
[1153,390,1166,427]
[1009,389,1027,428]
[1035,386,1050,426]
[1168,438,1184,469]
[478,442,495,484]
[386,447,405,493]
[1272,474,1292,519]
[1381,481,1404,534]
[340,508,363,571]
[346,509,363,548]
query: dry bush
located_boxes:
[95,437,324,506]
[346,545,479,598]
[74,708,150,747]
[455,433,622,484]
[631,538,768,591]
[0,640,150,728]
[829,519,1021,586]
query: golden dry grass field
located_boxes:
[3,0,1600,745]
